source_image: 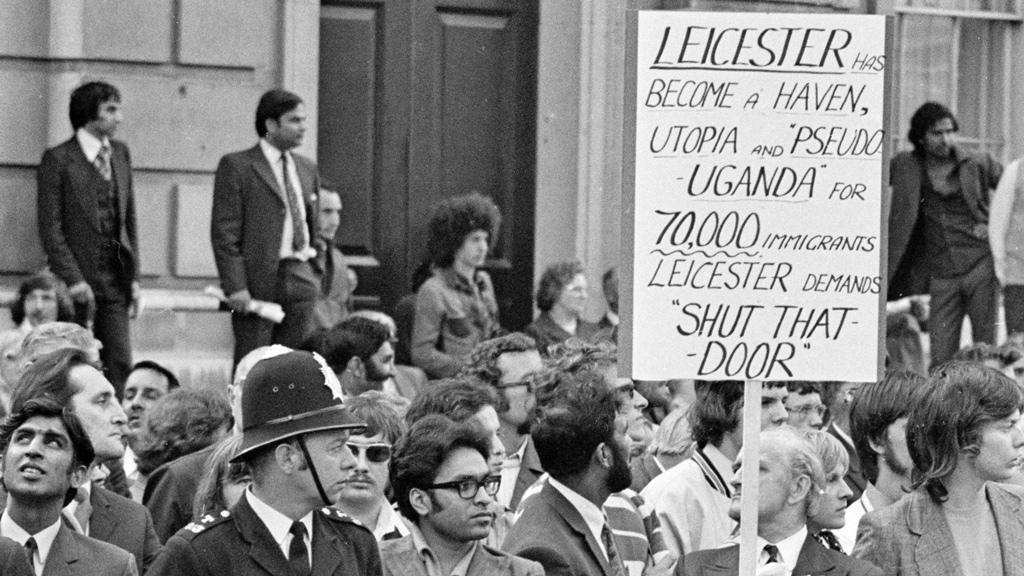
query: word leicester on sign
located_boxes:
[651,25,854,70]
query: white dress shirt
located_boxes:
[245,489,313,568]
[259,139,314,260]
[1,510,61,576]
[758,525,807,576]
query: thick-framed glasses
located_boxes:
[788,404,826,418]
[346,443,392,463]
[422,475,501,499]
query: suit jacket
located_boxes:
[0,535,33,576]
[143,445,214,542]
[43,523,137,576]
[380,533,543,576]
[90,484,162,574]
[826,423,865,503]
[509,437,544,512]
[147,491,382,576]
[887,148,1002,300]
[682,533,881,576]
[852,483,1024,576]
[502,481,617,576]
[211,144,319,300]
[37,137,138,292]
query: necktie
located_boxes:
[281,153,308,253]
[815,529,845,553]
[600,522,626,576]
[24,537,37,571]
[763,543,782,565]
[74,487,92,534]
[288,521,310,576]
[95,143,112,180]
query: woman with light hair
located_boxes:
[803,429,855,553]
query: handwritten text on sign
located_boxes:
[630,13,886,381]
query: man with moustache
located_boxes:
[853,362,1024,576]
[683,428,880,576]
[888,102,1003,367]
[462,333,545,511]
[502,371,635,576]
[836,370,922,552]
[148,351,381,576]
[335,393,409,541]
[382,415,542,576]
[12,348,161,574]
[212,89,322,361]
[0,397,136,575]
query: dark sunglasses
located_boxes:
[346,443,392,463]
[422,475,501,500]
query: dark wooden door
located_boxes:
[319,0,537,330]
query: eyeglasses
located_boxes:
[495,372,547,392]
[422,475,501,500]
[787,404,826,418]
[346,443,392,463]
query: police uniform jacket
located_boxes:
[147,490,382,576]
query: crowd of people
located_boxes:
[1,80,1024,576]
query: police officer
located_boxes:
[148,351,382,576]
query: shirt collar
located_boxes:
[547,476,607,551]
[407,520,479,576]
[703,444,734,477]
[1,509,62,570]
[760,524,807,572]
[245,489,313,548]
[75,128,108,162]
[605,311,619,326]
[260,138,289,166]
[373,501,410,541]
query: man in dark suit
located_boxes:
[148,351,382,575]
[887,102,1002,367]
[13,348,161,574]
[503,371,639,576]
[462,333,545,511]
[0,397,136,575]
[311,184,354,331]
[683,428,880,576]
[212,89,322,363]
[0,536,33,576]
[37,81,140,396]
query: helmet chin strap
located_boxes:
[296,435,332,507]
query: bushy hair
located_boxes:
[908,362,1024,502]
[11,347,92,414]
[347,392,407,444]
[908,101,958,153]
[531,370,617,479]
[130,360,180,392]
[535,261,585,313]
[19,323,97,368]
[691,381,744,449]
[850,370,925,484]
[547,338,617,376]
[69,81,120,130]
[11,271,74,326]
[390,415,491,522]
[404,377,498,426]
[193,433,248,519]
[0,396,94,470]
[136,388,233,475]
[306,317,390,373]
[426,192,501,268]
[255,89,303,138]
[461,332,539,398]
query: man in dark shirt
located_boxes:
[887,102,1002,367]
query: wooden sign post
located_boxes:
[622,10,889,574]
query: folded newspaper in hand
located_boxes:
[203,286,285,324]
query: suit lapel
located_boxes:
[989,484,1024,576]
[42,524,80,576]
[111,143,131,226]
[66,139,104,231]
[542,483,613,576]
[247,146,287,205]
[87,486,116,543]
[233,496,294,576]
[512,439,544,509]
[704,546,740,576]
[906,491,962,576]
[792,534,838,576]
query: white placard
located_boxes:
[628,12,887,381]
